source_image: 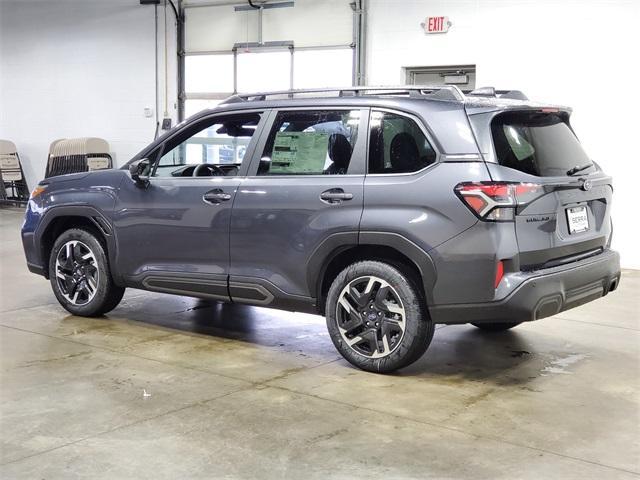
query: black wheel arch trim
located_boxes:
[358,231,438,305]
[34,205,119,282]
[307,230,438,306]
[306,231,359,301]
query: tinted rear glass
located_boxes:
[491,112,592,177]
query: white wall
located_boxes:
[1,0,638,268]
[0,0,177,190]
[367,0,640,269]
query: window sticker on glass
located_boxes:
[258,110,358,176]
[270,132,330,174]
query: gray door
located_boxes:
[229,108,368,304]
[113,111,266,299]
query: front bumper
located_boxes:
[429,249,621,324]
[21,201,45,277]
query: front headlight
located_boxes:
[30,185,47,199]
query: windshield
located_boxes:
[491,112,593,177]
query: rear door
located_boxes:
[472,109,612,270]
[229,107,368,304]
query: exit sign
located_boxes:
[422,16,450,34]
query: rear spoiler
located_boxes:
[464,87,571,115]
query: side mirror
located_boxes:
[129,158,151,187]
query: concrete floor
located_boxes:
[0,207,638,479]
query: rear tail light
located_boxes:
[494,260,505,288]
[454,182,543,222]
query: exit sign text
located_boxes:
[423,16,450,34]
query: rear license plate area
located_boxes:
[566,205,589,234]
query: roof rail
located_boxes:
[220,85,466,104]
[217,85,530,107]
[467,87,528,101]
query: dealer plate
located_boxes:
[566,205,589,234]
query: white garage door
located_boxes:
[184,0,355,117]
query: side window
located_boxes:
[368,111,436,174]
[257,110,360,176]
[153,112,262,177]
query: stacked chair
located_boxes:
[0,140,29,206]
[45,137,112,178]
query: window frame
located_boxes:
[150,109,268,179]
[245,107,370,177]
[366,108,441,177]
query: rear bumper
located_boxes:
[429,249,621,324]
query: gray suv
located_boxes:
[21,86,621,373]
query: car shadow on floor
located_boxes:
[109,296,334,358]
[108,294,545,385]
[401,326,549,385]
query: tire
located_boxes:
[325,260,434,373]
[472,322,522,332]
[49,228,125,317]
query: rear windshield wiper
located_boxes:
[566,163,593,176]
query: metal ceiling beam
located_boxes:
[182,0,292,9]
[233,1,294,11]
[183,1,249,8]
[232,40,294,50]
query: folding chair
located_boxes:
[45,137,113,178]
[0,139,29,205]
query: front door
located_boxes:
[229,108,368,305]
[113,110,266,300]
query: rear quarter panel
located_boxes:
[360,161,487,254]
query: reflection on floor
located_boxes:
[1,207,638,479]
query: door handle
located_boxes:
[203,188,232,204]
[320,188,353,204]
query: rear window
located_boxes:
[491,112,593,177]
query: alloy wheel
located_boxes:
[55,240,99,306]
[335,275,406,358]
